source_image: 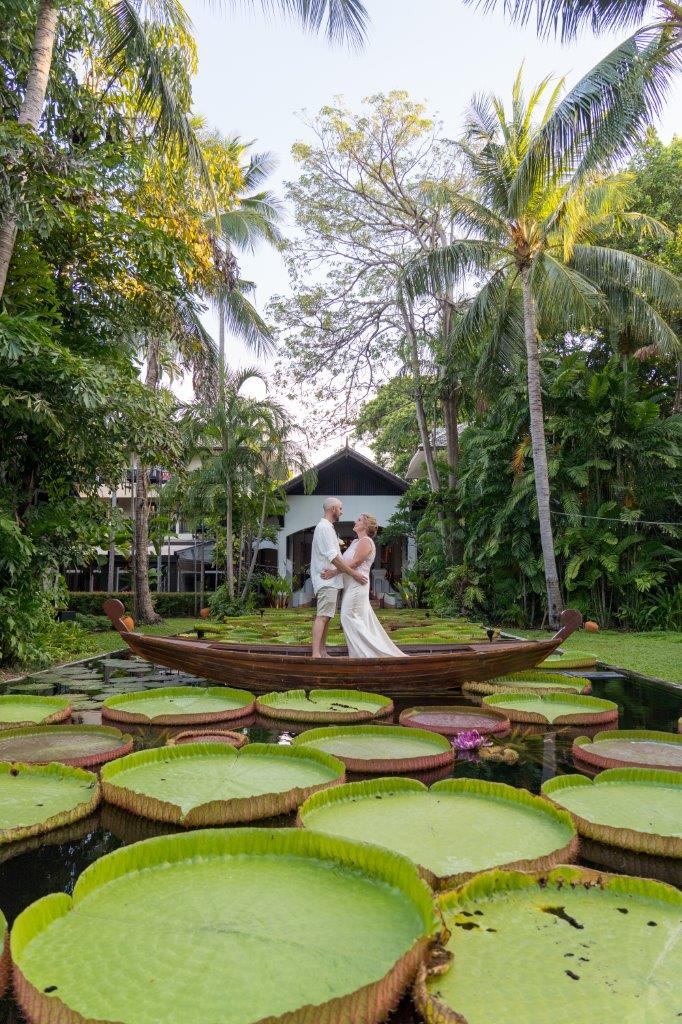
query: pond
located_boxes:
[0,653,679,1024]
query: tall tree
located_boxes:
[0,0,368,303]
[404,71,681,625]
[271,92,466,493]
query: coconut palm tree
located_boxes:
[0,0,368,301]
[403,70,681,626]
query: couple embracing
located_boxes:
[310,497,406,660]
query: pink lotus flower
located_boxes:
[453,729,492,751]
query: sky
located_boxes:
[183,0,682,456]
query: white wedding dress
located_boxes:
[340,539,407,658]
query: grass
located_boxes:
[519,628,682,684]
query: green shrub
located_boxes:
[261,575,292,608]
[73,612,111,632]
[208,585,256,620]
[65,592,197,617]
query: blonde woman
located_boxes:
[321,513,406,658]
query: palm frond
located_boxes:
[220,287,275,358]
[603,284,682,356]
[570,244,682,310]
[467,0,658,42]
[401,239,503,298]
[509,26,681,213]
[219,194,284,251]
[103,0,209,177]
[532,252,606,328]
[254,0,369,47]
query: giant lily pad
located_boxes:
[538,650,598,669]
[542,769,681,861]
[167,728,248,748]
[0,908,7,998]
[101,686,255,725]
[100,742,345,825]
[463,670,592,697]
[0,762,100,845]
[398,705,510,736]
[292,725,455,773]
[0,725,133,769]
[482,691,618,726]
[0,695,71,729]
[256,688,394,723]
[11,828,438,1024]
[414,865,681,1024]
[573,730,682,772]
[298,777,576,888]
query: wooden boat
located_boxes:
[103,600,583,696]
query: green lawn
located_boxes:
[519,628,682,684]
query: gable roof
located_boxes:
[284,447,408,496]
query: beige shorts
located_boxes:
[316,587,339,618]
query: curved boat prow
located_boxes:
[552,609,583,642]
[103,599,132,633]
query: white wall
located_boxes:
[278,494,403,578]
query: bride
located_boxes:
[321,513,406,659]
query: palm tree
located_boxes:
[471,1,682,43]
[181,369,293,600]
[0,0,368,301]
[403,71,681,626]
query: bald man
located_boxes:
[310,497,368,658]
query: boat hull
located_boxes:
[103,603,583,695]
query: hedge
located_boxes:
[66,593,198,617]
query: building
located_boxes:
[66,447,413,603]
[274,447,414,607]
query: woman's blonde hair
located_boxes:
[360,513,378,538]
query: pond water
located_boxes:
[0,653,679,1024]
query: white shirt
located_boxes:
[310,518,343,594]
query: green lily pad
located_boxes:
[0,695,72,729]
[0,725,132,769]
[463,671,591,697]
[299,777,576,888]
[573,730,682,772]
[292,725,455,773]
[538,651,598,669]
[542,769,682,861]
[101,686,255,725]
[256,689,394,723]
[0,762,100,845]
[101,742,345,825]
[482,692,618,726]
[7,682,54,696]
[414,866,682,1024]
[12,828,437,1024]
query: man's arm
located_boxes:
[330,555,367,585]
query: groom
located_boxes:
[311,497,368,658]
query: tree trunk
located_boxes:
[520,267,563,627]
[441,382,459,489]
[674,359,682,415]
[133,341,162,624]
[107,491,117,592]
[225,478,234,599]
[0,0,59,300]
[241,488,268,601]
[400,301,440,492]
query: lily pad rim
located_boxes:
[292,723,453,753]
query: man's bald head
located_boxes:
[323,497,342,522]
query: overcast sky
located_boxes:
[183,0,682,455]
